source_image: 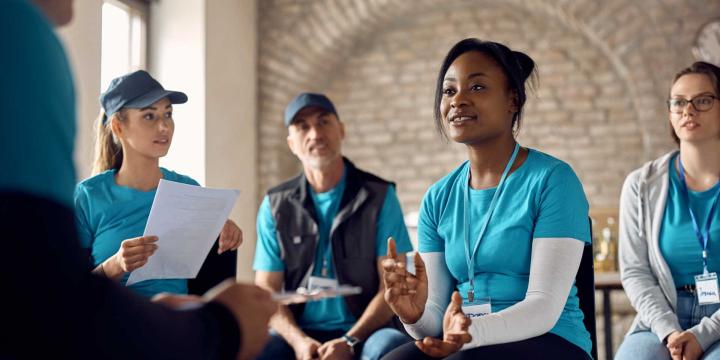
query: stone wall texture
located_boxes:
[258,0,720,211]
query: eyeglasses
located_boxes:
[667,94,718,114]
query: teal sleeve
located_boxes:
[73,185,93,249]
[418,187,445,253]
[375,185,413,257]
[532,163,591,242]
[252,196,285,271]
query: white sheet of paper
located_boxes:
[126,180,239,286]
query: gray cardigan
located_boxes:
[619,150,720,350]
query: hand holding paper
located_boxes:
[126,180,239,286]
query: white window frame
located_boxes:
[100,0,149,91]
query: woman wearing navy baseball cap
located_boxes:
[74,70,243,297]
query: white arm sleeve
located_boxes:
[402,252,454,339]
[463,237,584,349]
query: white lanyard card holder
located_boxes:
[695,272,720,305]
[460,297,491,350]
[462,297,492,319]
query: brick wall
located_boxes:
[257,0,720,213]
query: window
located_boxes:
[100,0,148,92]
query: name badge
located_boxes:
[307,276,339,291]
[460,298,491,351]
[462,298,492,319]
[695,272,720,305]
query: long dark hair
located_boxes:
[433,38,538,140]
[669,61,720,145]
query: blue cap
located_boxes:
[99,70,188,122]
[284,92,338,127]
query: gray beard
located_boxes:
[302,153,339,171]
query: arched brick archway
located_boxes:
[257,0,720,209]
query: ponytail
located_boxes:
[92,111,124,175]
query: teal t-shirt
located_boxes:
[418,149,592,356]
[74,168,200,297]
[660,153,720,287]
[0,0,76,208]
[253,169,413,331]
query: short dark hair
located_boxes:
[433,38,538,140]
[668,61,720,145]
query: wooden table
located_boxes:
[595,271,623,360]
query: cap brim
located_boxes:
[124,88,188,109]
[285,104,336,127]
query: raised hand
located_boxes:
[415,291,472,357]
[381,237,428,324]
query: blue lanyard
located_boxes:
[463,143,520,302]
[320,243,332,278]
[308,239,333,278]
[321,240,332,277]
[677,155,720,275]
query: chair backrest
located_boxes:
[575,223,598,360]
[188,237,237,295]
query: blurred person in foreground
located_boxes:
[0,0,276,358]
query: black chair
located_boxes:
[576,230,598,359]
[188,238,237,295]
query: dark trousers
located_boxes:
[381,332,590,360]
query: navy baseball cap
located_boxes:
[99,70,187,122]
[284,92,338,127]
